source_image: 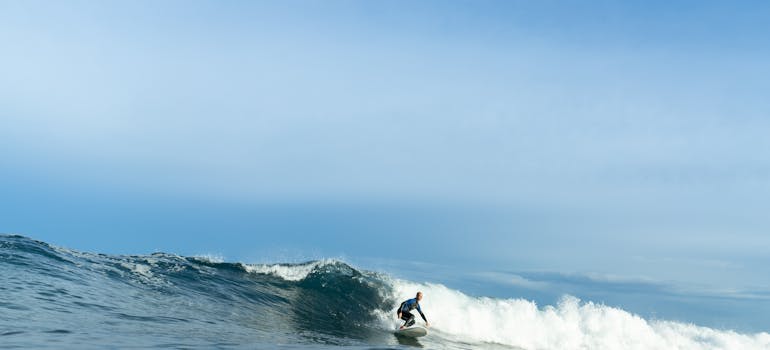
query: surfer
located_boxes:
[397,292,429,329]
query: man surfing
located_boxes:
[397,292,429,329]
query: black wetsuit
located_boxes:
[397,298,427,327]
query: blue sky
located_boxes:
[2,0,770,295]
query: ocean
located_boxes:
[1,234,768,349]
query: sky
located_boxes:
[2,0,770,297]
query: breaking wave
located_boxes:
[1,235,768,349]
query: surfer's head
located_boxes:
[416,292,423,301]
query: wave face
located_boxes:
[1,235,769,350]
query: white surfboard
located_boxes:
[395,326,428,338]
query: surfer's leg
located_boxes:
[404,312,415,327]
[400,311,413,326]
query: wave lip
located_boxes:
[243,259,342,281]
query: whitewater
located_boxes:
[1,235,768,349]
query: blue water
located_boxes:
[1,235,768,349]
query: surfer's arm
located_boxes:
[397,302,406,317]
[417,304,427,323]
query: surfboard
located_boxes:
[394,326,428,338]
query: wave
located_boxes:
[377,279,770,349]
[1,234,769,349]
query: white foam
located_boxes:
[120,262,154,278]
[243,259,338,281]
[192,254,225,264]
[116,259,174,286]
[378,278,770,350]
